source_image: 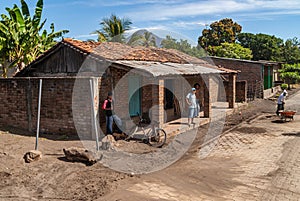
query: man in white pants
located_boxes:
[186,88,197,126]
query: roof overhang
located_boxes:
[113,60,226,78]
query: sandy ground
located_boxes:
[1,86,300,201]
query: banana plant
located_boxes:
[0,0,69,77]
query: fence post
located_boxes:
[35,79,42,151]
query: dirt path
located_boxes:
[1,88,300,201]
[100,90,300,201]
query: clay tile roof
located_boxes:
[164,48,207,64]
[61,38,237,74]
[122,47,186,63]
[92,42,135,60]
[62,38,191,63]
[62,38,101,53]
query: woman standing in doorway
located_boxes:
[102,92,113,135]
[194,83,201,117]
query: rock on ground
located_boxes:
[63,147,97,166]
[100,134,120,150]
[23,150,42,163]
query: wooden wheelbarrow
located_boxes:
[279,110,296,121]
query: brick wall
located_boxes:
[209,57,264,98]
[223,80,247,102]
[210,58,262,82]
[0,77,101,138]
[236,81,247,102]
[0,72,227,136]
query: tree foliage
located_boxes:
[198,18,242,50]
[127,30,157,47]
[93,14,132,43]
[209,42,252,60]
[0,0,68,77]
[279,64,300,89]
[237,33,283,61]
[197,18,300,63]
[282,37,300,64]
[162,35,206,58]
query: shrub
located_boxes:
[281,83,288,90]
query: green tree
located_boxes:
[209,42,253,60]
[0,0,68,77]
[237,33,284,61]
[161,35,206,58]
[198,18,242,50]
[279,64,300,89]
[127,30,157,47]
[282,37,300,64]
[93,14,132,43]
[161,35,177,49]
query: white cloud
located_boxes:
[125,0,300,22]
[60,0,188,7]
[171,21,211,29]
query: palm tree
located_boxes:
[127,30,157,47]
[93,14,132,43]
[0,0,68,77]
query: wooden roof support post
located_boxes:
[228,73,236,108]
[151,78,165,128]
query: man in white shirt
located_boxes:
[186,88,197,126]
[276,91,286,116]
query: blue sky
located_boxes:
[1,0,300,45]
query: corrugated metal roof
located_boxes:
[114,60,224,77]
[208,56,282,65]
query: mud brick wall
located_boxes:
[0,77,101,137]
[209,57,264,98]
[186,74,224,103]
[223,80,247,102]
[108,68,131,120]
[236,81,247,102]
[0,79,29,130]
[109,67,164,121]
[209,57,262,83]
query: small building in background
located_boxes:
[204,56,283,100]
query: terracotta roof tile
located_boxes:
[61,38,237,73]
[63,38,101,53]
[62,38,194,64]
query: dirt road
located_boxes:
[101,90,300,201]
[1,89,300,201]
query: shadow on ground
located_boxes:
[282,132,300,137]
[271,120,287,124]
[0,124,80,141]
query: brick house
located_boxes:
[205,56,283,99]
[3,39,238,136]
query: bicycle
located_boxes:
[125,113,167,148]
